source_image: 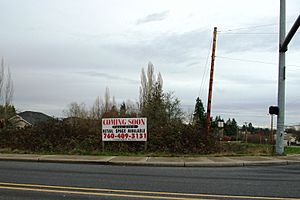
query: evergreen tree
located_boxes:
[248,122,254,133]
[224,118,238,136]
[232,118,238,133]
[120,102,126,116]
[192,97,205,128]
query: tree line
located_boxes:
[0,62,267,154]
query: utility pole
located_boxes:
[276,0,286,155]
[206,27,217,134]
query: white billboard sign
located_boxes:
[102,118,147,141]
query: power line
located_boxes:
[216,55,300,68]
[218,21,296,36]
[218,32,278,35]
[199,53,210,98]
[216,56,276,65]
[198,36,212,100]
[221,23,278,32]
[219,20,294,33]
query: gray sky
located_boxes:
[0,0,299,126]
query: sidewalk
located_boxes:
[1,153,300,167]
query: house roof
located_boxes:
[9,115,32,126]
[18,111,52,125]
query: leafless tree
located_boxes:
[0,58,5,101]
[125,99,139,116]
[139,62,163,110]
[4,65,14,107]
[0,58,14,119]
[90,96,103,120]
[104,87,111,113]
[63,102,88,119]
[147,62,154,95]
[112,96,116,107]
[139,67,147,109]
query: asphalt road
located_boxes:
[0,161,299,200]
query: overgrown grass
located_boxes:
[216,142,274,156]
[284,146,300,155]
[0,142,278,157]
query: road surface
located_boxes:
[0,161,299,199]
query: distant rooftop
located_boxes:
[18,111,52,125]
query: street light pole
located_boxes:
[276,0,286,155]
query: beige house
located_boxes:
[8,115,32,129]
[284,133,298,146]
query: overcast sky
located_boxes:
[0,0,299,126]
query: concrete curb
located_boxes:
[242,160,288,166]
[0,154,300,167]
[184,162,244,167]
[287,160,300,165]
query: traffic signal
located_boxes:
[269,106,279,115]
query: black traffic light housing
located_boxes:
[269,106,279,115]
